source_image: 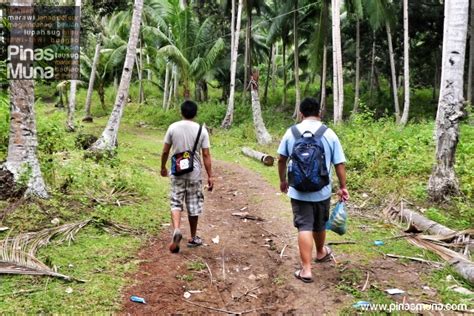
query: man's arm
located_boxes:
[160,143,171,177]
[202,148,213,191]
[335,163,349,201]
[278,155,289,193]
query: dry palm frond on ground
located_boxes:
[87,184,142,207]
[384,200,474,283]
[0,219,137,281]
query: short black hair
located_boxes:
[299,97,320,117]
[181,100,198,119]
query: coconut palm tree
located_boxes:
[89,0,144,153]
[242,0,266,91]
[428,0,469,201]
[346,0,363,113]
[249,70,272,144]
[152,3,225,100]
[292,0,301,120]
[83,33,102,122]
[332,0,344,124]
[467,0,474,104]
[222,0,243,128]
[66,0,82,132]
[267,1,293,108]
[1,0,48,198]
[399,0,410,125]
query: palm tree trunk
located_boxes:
[89,0,144,152]
[145,44,151,81]
[163,62,170,109]
[400,0,410,125]
[428,0,469,201]
[1,0,47,199]
[320,45,328,117]
[467,0,474,104]
[369,34,376,106]
[202,80,208,101]
[332,0,344,124]
[250,71,272,145]
[173,65,179,99]
[386,22,400,121]
[263,44,273,104]
[83,34,101,122]
[353,17,360,113]
[138,37,145,103]
[66,0,81,132]
[230,0,235,62]
[98,81,106,110]
[195,82,202,102]
[319,0,329,117]
[67,80,77,132]
[282,41,287,106]
[166,71,174,110]
[244,8,252,92]
[222,0,243,129]
[433,53,440,101]
[293,0,301,120]
[272,42,277,91]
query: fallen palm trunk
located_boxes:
[385,202,474,284]
[241,147,274,166]
[385,205,473,254]
[386,205,455,236]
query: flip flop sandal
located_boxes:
[169,229,182,254]
[315,246,333,263]
[294,269,314,283]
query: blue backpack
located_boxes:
[288,124,330,192]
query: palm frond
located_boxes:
[158,44,190,73]
[0,219,138,281]
[363,0,387,31]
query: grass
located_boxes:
[186,260,206,272]
[0,84,472,312]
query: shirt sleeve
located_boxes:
[331,134,346,165]
[201,126,210,149]
[277,129,290,157]
[164,126,173,145]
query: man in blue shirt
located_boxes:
[278,97,349,283]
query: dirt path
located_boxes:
[121,161,435,314]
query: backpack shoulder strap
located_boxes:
[192,124,203,154]
[314,124,328,138]
[290,125,302,139]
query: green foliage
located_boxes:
[186,260,206,271]
[0,91,8,160]
[176,274,194,282]
[37,110,71,155]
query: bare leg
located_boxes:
[298,231,314,278]
[169,209,183,253]
[188,215,198,239]
[313,230,327,259]
[171,209,182,230]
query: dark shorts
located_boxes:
[291,198,331,232]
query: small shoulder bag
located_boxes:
[171,124,203,176]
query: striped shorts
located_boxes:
[170,179,204,216]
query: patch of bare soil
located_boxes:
[121,161,438,314]
[0,167,24,200]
